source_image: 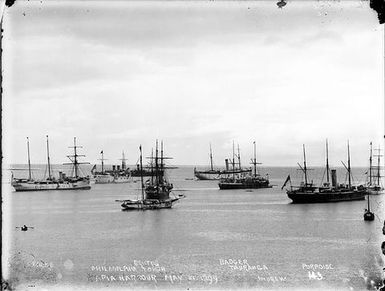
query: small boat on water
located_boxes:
[363,193,375,221]
[92,151,131,184]
[12,136,91,192]
[218,141,270,190]
[283,141,366,203]
[366,142,383,194]
[194,144,223,180]
[118,141,184,210]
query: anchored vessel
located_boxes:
[283,141,366,203]
[366,142,383,194]
[194,144,223,180]
[12,137,91,191]
[363,193,375,221]
[218,142,270,189]
[119,141,183,210]
[92,151,130,184]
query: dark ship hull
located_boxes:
[363,210,375,221]
[121,198,178,210]
[219,177,270,190]
[287,189,365,203]
[130,169,164,177]
[218,182,271,189]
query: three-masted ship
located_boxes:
[12,137,91,191]
[194,144,223,180]
[283,141,366,203]
[366,142,383,194]
[218,142,270,189]
[119,141,183,210]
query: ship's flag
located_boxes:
[281,175,291,190]
[100,150,103,154]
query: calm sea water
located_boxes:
[3,165,385,290]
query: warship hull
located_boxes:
[287,190,366,203]
[12,179,91,192]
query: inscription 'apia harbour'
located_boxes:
[88,260,218,285]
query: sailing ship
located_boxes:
[218,142,270,189]
[363,193,375,221]
[12,136,91,191]
[283,141,366,203]
[118,141,183,210]
[366,142,383,194]
[194,144,222,180]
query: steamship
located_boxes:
[218,142,270,190]
[12,137,91,192]
[282,141,366,203]
[92,151,131,184]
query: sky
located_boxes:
[2,0,384,168]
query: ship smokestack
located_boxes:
[331,169,337,188]
[117,165,120,171]
[112,165,116,171]
[225,159,229,171]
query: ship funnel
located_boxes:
[112,165,116,171]
[117,165,120,171]
[225,159,229,171]
[331,169,337,188]
[59,171,66,180]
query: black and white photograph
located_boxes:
[1,0,385,290]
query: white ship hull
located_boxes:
[12,179,91,192]
[112,176,131,183]
[94,174,114,184]
[94,174,131,184]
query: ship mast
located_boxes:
[237,144,241,171]
[99,150,105,173]
[326,139,330,184]
[65,137,88,178]
[209,143,214,171]
[369,142,373,186]
[151,148,154,184]
[253,141,257,177]
[232,141,235,181]
[303,144,308,186]
[46,135,52,180]
[347,141,351,188]
[27,137,32,181]
[250,141,262,177]
[155,140,159,189]
[74,137,79,178]
[139,145,145,200]
[120,151,127,170]
[375,146,382,186]
[161,140,164,184]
